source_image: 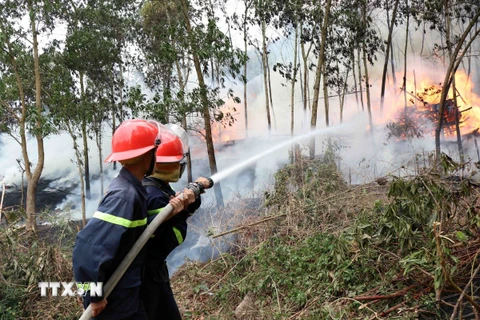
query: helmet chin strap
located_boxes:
[145,149,157,177]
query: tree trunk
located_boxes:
[309,0,331,159]
[322,68,329,127]
[453,79,464,162]
[403,0,409,119]
[67,121,87,227]
[322,59,330,127]
[445,3,464,162]
[309,55,322,159]
[435,11,480,158]
[80,72,91,199]
[180,0,224,207]
[27,0,45,232]
[261,18,272,133]
[290,23,299,163]
[95,123,104,196]
[182,116,193,183]
[266,53,276,129]
[168,5,192,184]
[357,49,365,111]
[301,38,311,111]
[291,24,299,136]
[390,38,396,88]
[352,50,359,111]
[112,109,117,170]
[362,0,373,135]
[339,67,349,123]
[380,0,400,115]
[243,1,249,137]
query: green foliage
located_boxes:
[265,158,346,210]
[346,154,479,292]
[136,0,245,133]
[0,285,25,320]
[176,155,480,318]
[0,211,80,319]
[198,229,399,319]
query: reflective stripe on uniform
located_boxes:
[93,211,147,228]
[147,207,164,216]
[172,227,183,244]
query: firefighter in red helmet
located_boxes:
[140,125,210,320]
[73,119,174,320]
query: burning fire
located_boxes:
[196,102,246,145]
[387,70,480,140]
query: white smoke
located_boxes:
[2,6,480,275]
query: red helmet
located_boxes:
[155,130,185,163]
[104,119,160,163]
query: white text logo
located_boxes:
[38,282,103,297]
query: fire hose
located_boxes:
[79,178,214,320]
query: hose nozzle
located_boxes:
[205,177,214,189]
[187,177,214,198]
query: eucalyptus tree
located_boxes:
[0,0,64,232]
[251,0,279,133]
[41,47,90,227]
[380,0,401,115]
[138,0,245,207]
[64,0,137,196]
[307,0,331,158]
[138,0,199,183]
[269,0,306,138]
[183,0,246,206]
[230,0,254,136]
[361,0,373,135]
[64,23,119,199]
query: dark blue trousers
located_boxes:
[141,263,182,320]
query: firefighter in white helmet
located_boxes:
[140,125,210,319]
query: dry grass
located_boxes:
[0,222,81,319]
[171,159,395,319]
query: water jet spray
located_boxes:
[211,124,348,184]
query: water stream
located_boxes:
[210,124,348,184]
[168,124,350,274]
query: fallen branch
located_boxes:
[379,300,407,317]
[433,222,480,313]
[211,183,384,240]
[449,251,480,320]
[354,283,418,301]
[211,213,286,239]
[287,296,321,320]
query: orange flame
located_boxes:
[387,70,480,139]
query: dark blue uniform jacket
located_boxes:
[142,177,201,264]
[73,167,148,302]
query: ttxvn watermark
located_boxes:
[38,282,103,297]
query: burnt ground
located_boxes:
[2,178,77,213]
[1,178,82,243]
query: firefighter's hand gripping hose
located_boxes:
[78,177,214,320]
